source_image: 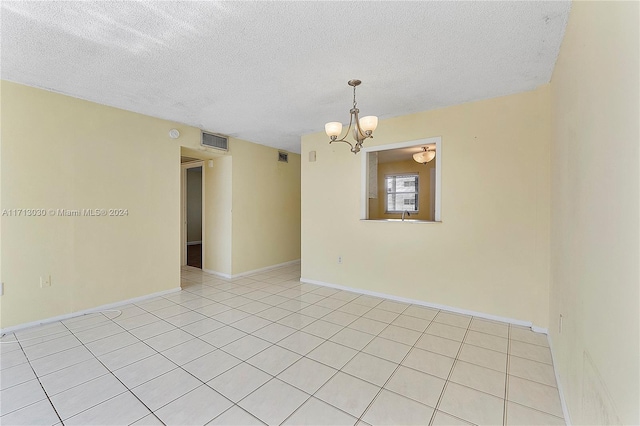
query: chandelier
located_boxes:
[325,79,378,154]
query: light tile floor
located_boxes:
[0,264,565,425]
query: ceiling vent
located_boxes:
[201,131,228,151]
[278,152,289,163]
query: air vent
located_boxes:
[278,151,289,163]
[201,131,228,151]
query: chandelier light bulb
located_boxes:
[325,122,343,138]
[413,147,436,164]
[359,116,378,133]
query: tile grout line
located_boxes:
[277,370,349,425]
[352,304,435,424]
[213,403,269,426]
[4,337,64,424]
[13,318,146,392]
[239,290,402,424]
[197,271,342,425]
[96,308,260,424]
[507,400,567,421]
[503,323,512,426]
[246,293,392,424]
[58,315,165,425]
[427,314,473,426]
[62,306,225,422]
[73,297,274,425]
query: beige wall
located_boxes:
[1,81,301,329]
[0,81,191,328]
[302,86,551,327]
[370,159,435,221]
[182,140,302,277]
[549,2,639,424]
[204,156,232,276]
[229,140,301,275]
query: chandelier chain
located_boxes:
[353,85,357,109]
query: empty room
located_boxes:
[0,1,638,426]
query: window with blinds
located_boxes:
[385,174,419,213]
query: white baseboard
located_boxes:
[300,277,537,329]
[204,259,301,280]
[202,268,232,279]
[186,241,202,246]
[0,287,181,335]
[547,334,572,425]
[233,259,301,278]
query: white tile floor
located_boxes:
[0,264,565,425]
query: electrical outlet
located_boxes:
[338,256,343,264]
[40,276,51,288]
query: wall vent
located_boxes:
[201,131,228,151]
[278,151,289,163]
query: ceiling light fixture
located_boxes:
[413,147,435,164]
[325,79,378,154]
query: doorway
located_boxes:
[181,158,204,268]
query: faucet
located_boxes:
[402,210,411,221]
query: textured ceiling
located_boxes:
[1,1,570,153]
